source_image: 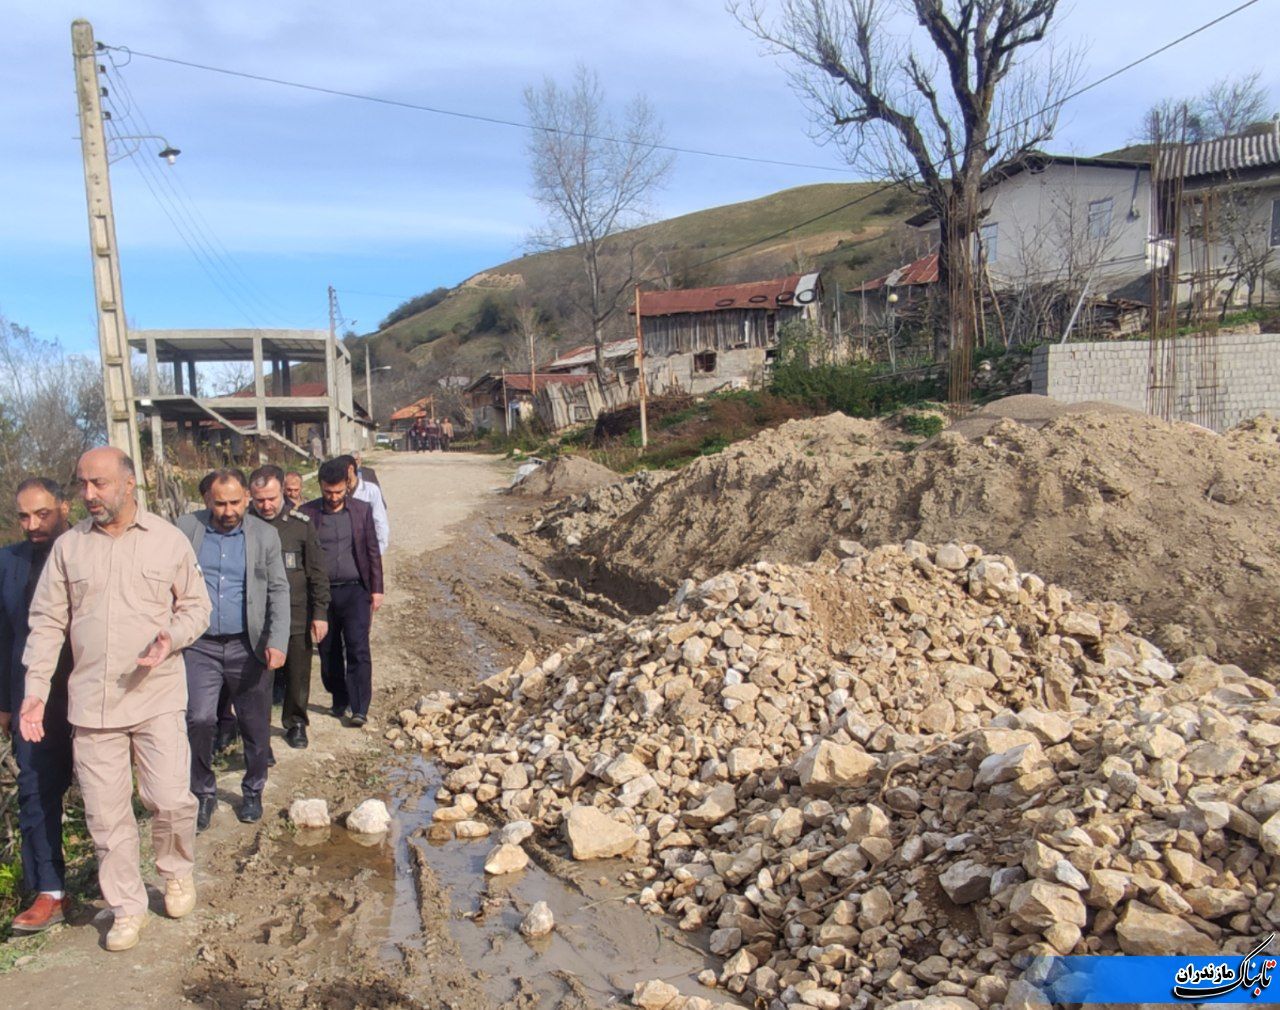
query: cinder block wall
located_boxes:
[1030,331,1280,431]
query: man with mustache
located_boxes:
[247,465,329,749]
[0,477,74,933]
[20,448,210,952]
[177,469,289,830]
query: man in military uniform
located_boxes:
[247,465,330,748]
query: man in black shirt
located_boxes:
[247,465,330,748]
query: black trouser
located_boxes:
[319,582,373,717]
[186,633,271,798]
[280,631,313,730]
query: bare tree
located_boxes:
[1202,72,1270,138]
[512,292,545,382]
[1134,72,1271,144]
[0,313,106,537]
[732,0,1079,371]
[205,360,253,396]
[524,65,674,377]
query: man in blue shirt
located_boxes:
[177,469,289,829]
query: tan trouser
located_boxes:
[73,711,198,916]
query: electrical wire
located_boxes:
[98,0,1264,297]
[105,61,295,324]
[630,0,1266,284]
[96,43,855,176]
[104,102,272,327]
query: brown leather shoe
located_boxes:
[11,893,70,933]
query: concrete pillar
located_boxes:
[252,333,267,461]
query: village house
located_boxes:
[531,272,824,430]
[464,372,594,433]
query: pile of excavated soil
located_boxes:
[401,543,1280,1010]
[510,455,621,499]
[538,403,1280,673]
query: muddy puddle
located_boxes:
[350,758,730,1010]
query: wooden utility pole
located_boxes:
[633,285,648,449]
[500,369,510,434]
[72,19,145,486]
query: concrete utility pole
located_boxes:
[326,285,340,454]
[72,19,146,485]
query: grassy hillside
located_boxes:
[366,180,927,383]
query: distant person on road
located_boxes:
[0,478,75,934]
[340,453,389,555]
[440,418,454,451]
[248,465,330,750]
[424,418,440,452]
[302,459,383,727]
[411,418,426,452]
[282,471,304,510]
[20,448,210,953]
[177,469,289,832]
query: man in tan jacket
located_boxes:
[19,447,211,952]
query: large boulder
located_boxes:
[565,805,637,860]
[1116,901,1216,955]
[794,740,878,796]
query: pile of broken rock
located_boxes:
[396,540,1280,1010]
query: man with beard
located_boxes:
[247,465,329,748]
[282,471,304,510]
[177,469,289,830]
[302,459,383,726]
[0,478,74,933]
[340,453,389,555]
[20,448,210,952]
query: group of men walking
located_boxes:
[0,446,389,952]
[407,416,452,452]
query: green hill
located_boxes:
[363,180,926,386]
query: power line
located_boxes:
[635,0,1265,284]
[96,43,854,176]
[105,61,295,324]
[104,98,272,327]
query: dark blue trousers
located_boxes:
[319,583,373,717]
[14,684,73,893]
[185,633,272,798]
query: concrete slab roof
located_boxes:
[129,329,333,362]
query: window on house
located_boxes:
[979,222,999,263]
[693,351,717,374]
[1271,199,1280,248]
[1089,197,1114,240]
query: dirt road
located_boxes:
[1,450,722,1010]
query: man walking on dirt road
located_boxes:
[19,448,210,952]
[248,465,329,749]
[0,478,74,934]
[341,453,389,555]
[303,459,383,727]
[178,469,289,830]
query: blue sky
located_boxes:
[2,0,1276,355]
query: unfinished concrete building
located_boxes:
[129,328,370,461]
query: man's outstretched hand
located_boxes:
[18,697,45,743]
[137,630,173,668]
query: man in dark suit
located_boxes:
[0,477,74,932]
[176,469,289,828]
[301,458,383,727]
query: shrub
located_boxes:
[901,412,945,438]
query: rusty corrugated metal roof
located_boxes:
[852,249,939,292]
[634,273,819,316]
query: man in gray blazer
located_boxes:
[177,469,289,828]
